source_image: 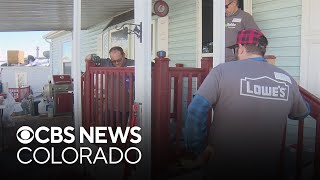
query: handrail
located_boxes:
[299,86,320,119]
[8,85,31,102]
[298,86,320,179]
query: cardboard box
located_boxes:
[7,50,24,65]
[265,55,276,65]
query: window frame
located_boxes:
[61,40,72,75]
[199,0,253,58]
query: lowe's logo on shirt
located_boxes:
[240,76,289,101]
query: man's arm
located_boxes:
[288,96,310,120]
[288,81,310,120]
[184,66,221,155]
[185,94,212,155]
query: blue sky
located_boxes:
[0,31,50,60]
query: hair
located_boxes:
[227,0,238,6]
[235,0,239,6]
[243,35,268,56]
[109,46,125,55]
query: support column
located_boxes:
[72,0,81,148]
[213,0,225,66]
[134,0,152,179]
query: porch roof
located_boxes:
[0,0,134,32]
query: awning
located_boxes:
[102,9,134,31]
[0,0,134,31]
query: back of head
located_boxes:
[228,29,268,57]
[109,46,125,56]
[243,33,268,56]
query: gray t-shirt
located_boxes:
[100,58,135,67]
[225,10,260,62]
[196,59,308,178]
[100,58,135,112]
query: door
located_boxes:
[54,92,73,114]
[301,0,320,97]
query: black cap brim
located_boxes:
[227,44,237,49]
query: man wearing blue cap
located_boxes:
[184,29,310,179]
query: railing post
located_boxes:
[81,74,85,129]
[84,60,94,129]
[152,52,170,178]
[18,87,21,101]
[296,119,304,179]
[299,86,320,179]
[315,115,320,179]
[173,64,184,119]
[200,57,213,83]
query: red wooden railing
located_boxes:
[8,86,31,102]
[151,57,213,176]
[170,60,213,155]
[296,86,320,179]
[82,57,213,179]
[82,57,319,179]
[82,60,135,132]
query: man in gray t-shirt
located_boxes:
[225,0,260,62]
[184,29,309,179]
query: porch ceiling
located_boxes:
[0,0,134,32]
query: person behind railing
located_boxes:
[85,46,135,128]
[86,46,135,68]
[184,29,310,179]
[225,0,260,62]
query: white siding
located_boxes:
[253,0,316,152]
[167,0,198,67]
[51,33,71,75]
[1,66,51,95]
[50,20,111,74]
[253,0,302,80]
[80,21,111,71]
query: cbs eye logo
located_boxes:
[16,126,34,144]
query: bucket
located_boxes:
[48,106,54,118]
[38,100,48,115]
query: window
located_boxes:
[62,41,72,75]
[63,62,71,75]
[105,17,157,60]
[202,0,213,53]
[109,28,130,58]
[15,72,27,88]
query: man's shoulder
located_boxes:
[238,9,252,17]
[100,58,112,67]
[236,9,255,21]
[125,59,135,66]
[266,63,291,76]
[217,60,240,69]
[208,61,238,75]
[270,65,296,83]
